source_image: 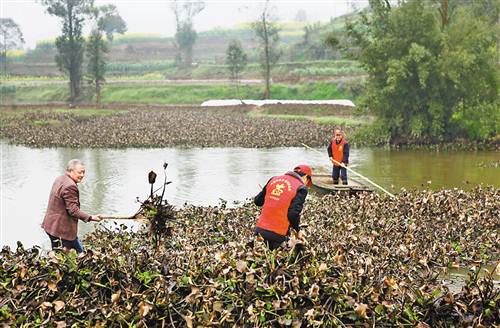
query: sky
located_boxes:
[1,0,368,49]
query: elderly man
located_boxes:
[327,127,350,185]
[42,159,101,253]
[254,165,312,250]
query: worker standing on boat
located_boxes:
[254,165,312,250]
[327,128,350,185]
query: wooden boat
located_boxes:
[312,173,373,194]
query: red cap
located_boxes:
[294,164,313,187]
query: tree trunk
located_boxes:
[2,31,7,76]
[67,3,80,103]
[439,0,449,29]
[264,66,270,99]
[96,80,100,104]
[185,46,193,69]
[262,15,270,99]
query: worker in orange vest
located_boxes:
[327,128,349,185]
[254,165,312,250]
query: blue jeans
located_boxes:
[332,166,348,185]
[46,233,84,253]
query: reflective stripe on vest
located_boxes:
[331,138,346,166]
[256,174,304,236]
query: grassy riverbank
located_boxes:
[1,189,498,326]
[1,81,355,105]
[249,105,371,127]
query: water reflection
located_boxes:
[1,141,498,250]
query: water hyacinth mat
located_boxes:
[1,188,498,326]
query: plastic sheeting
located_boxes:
[200,99,355,107]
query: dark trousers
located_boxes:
[46,232,84,253]
[332,166,348,185]
[255,227,287,250]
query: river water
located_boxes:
[1,141,498,250]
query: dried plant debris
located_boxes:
[477,160,500,168]
[140,164,176,247]
[1,188,499,326]
[0,105,335,148]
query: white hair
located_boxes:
[66,159,85,172]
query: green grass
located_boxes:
[1,75,65,81]
[52,108,128,116]
[248,111,369,126]
[5,81,353,105]
[32,119,61,126]
[4,59,363,80]
[130,81,346,103]
[260,106,352,117]
[6,85,68,103]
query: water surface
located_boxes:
[1,141,498,250]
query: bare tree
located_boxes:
[226,39,248,100]
[252,0,281,99]
[170,0,205,70]
[0,18,25,75]
[86,5,127,103]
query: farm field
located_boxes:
[0,80,360,105]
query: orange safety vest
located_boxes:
[256,174,304,236]
[331,138,346,167]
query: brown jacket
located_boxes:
[42,173,91,240]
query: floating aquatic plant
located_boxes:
[0,105,335,148]
[0,188,498,326]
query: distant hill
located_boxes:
[5,13,360,77]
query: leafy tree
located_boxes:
[86,30,107,104]
[171,0,205,70]
[42,0,94,103]
[444,5,499,140]
[225,39,247,99]
[86,5,126,103]
[0,18,25,75]
[252,0,281,99]
[345,0,498,143]
[97,4,127,41]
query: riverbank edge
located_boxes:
[1,103,498,151]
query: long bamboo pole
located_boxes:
[301,143,396,199]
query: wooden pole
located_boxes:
[99,216,141,221]
[301,143,396,199]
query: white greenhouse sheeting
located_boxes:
[200,99,355,107]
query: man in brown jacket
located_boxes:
[42,159,101,253]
